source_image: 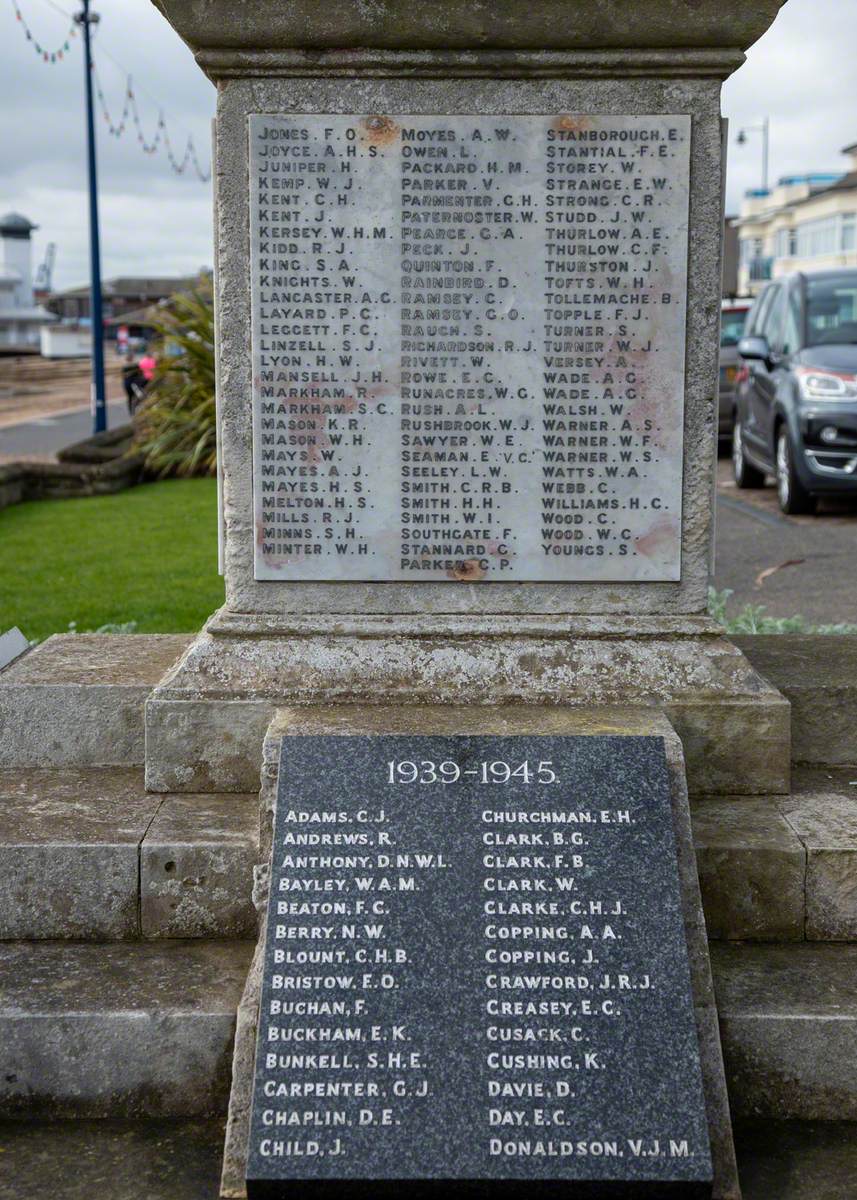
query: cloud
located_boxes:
[723,0,857,212]
[2,0,856,286]
[0,0,214,289]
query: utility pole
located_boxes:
[75,0,107,434]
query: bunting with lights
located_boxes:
[10,0,211,181]
[10,0,75,61]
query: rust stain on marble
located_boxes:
[553,116,591,134]
[360,116,400,147]
[448,559,487,582]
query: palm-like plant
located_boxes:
[133,280,217,477]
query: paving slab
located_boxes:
[0,940,253,1117]
[781,792,857,941]
[0,767,159,939]
[0,634,192,767]
[691,798,805,941]
[712,943,857,1120]
[141,795,258,938]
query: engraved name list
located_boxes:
[249,114,690,583]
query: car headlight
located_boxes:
[795,367,857,401]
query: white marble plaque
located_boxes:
[249,114,690,582]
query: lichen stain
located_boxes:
[448,559,487,582]
[360,116,400,147]
[553,116,590,134]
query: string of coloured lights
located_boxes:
[10,0,75,60]
[10,0,211,181]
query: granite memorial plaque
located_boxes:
[250,114,690,584]
[246,735,712,1198]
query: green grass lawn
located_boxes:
[0,478,224,642]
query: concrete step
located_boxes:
[0,940,254,1118]
[734,1120,857,1200]
[3,1119,854,1200]
[0,768,258,939]
[712,943,857,1120]
[735,635,857,767]
[0,1118,226,1200]
[0,634,191,768]
[692,770,857,941]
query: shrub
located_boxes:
[133,281,217,477]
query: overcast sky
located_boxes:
[1,0,856,291]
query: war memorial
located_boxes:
[2,2,857,1197]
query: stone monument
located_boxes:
[147,0,789,803]
[143,2,789,1197]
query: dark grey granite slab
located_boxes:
[247,735,712,1197]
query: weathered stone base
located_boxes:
[220,703,740,1200]
[1,634,192,768]
[145,610,790,796]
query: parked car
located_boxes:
[718,299,753,445]
[732,269,857,513]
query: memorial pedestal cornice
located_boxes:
[191,48,750,81]
[152,0,785,82]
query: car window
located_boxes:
[781,291,801,355]
[720,308,749,347]
[748,286,774,337]
[761,286,786,350]
[806,274,857,346]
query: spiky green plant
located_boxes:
[133,281,217,477]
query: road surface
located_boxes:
[713,460,857,627]
[0,401,129,461]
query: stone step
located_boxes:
[692,769,857,942]
[4,1118,855,1200]
[0,940,254,1118]
[735,635,857,767]
[712,943,857,1120]
[734,1120,857,1200]
[0,768,258,940]
[0,634,191,768]
[0,1118,227,1200]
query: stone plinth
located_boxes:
[143,0,789,798]
[146,612,788,794]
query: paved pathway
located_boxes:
[713,459,857,627]
[0,401,129,461]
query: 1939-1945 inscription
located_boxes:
[246,736,713,1198]
[249,114,690,583]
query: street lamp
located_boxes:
[737,118,770,193]
[74,0,107,435]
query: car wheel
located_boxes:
[776,427,816,515]
[732,418,765,488]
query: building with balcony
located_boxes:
[734,143,857,295]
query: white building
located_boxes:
[0,212,56,351]
[734,143,857,295]
[0,213,56,350]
